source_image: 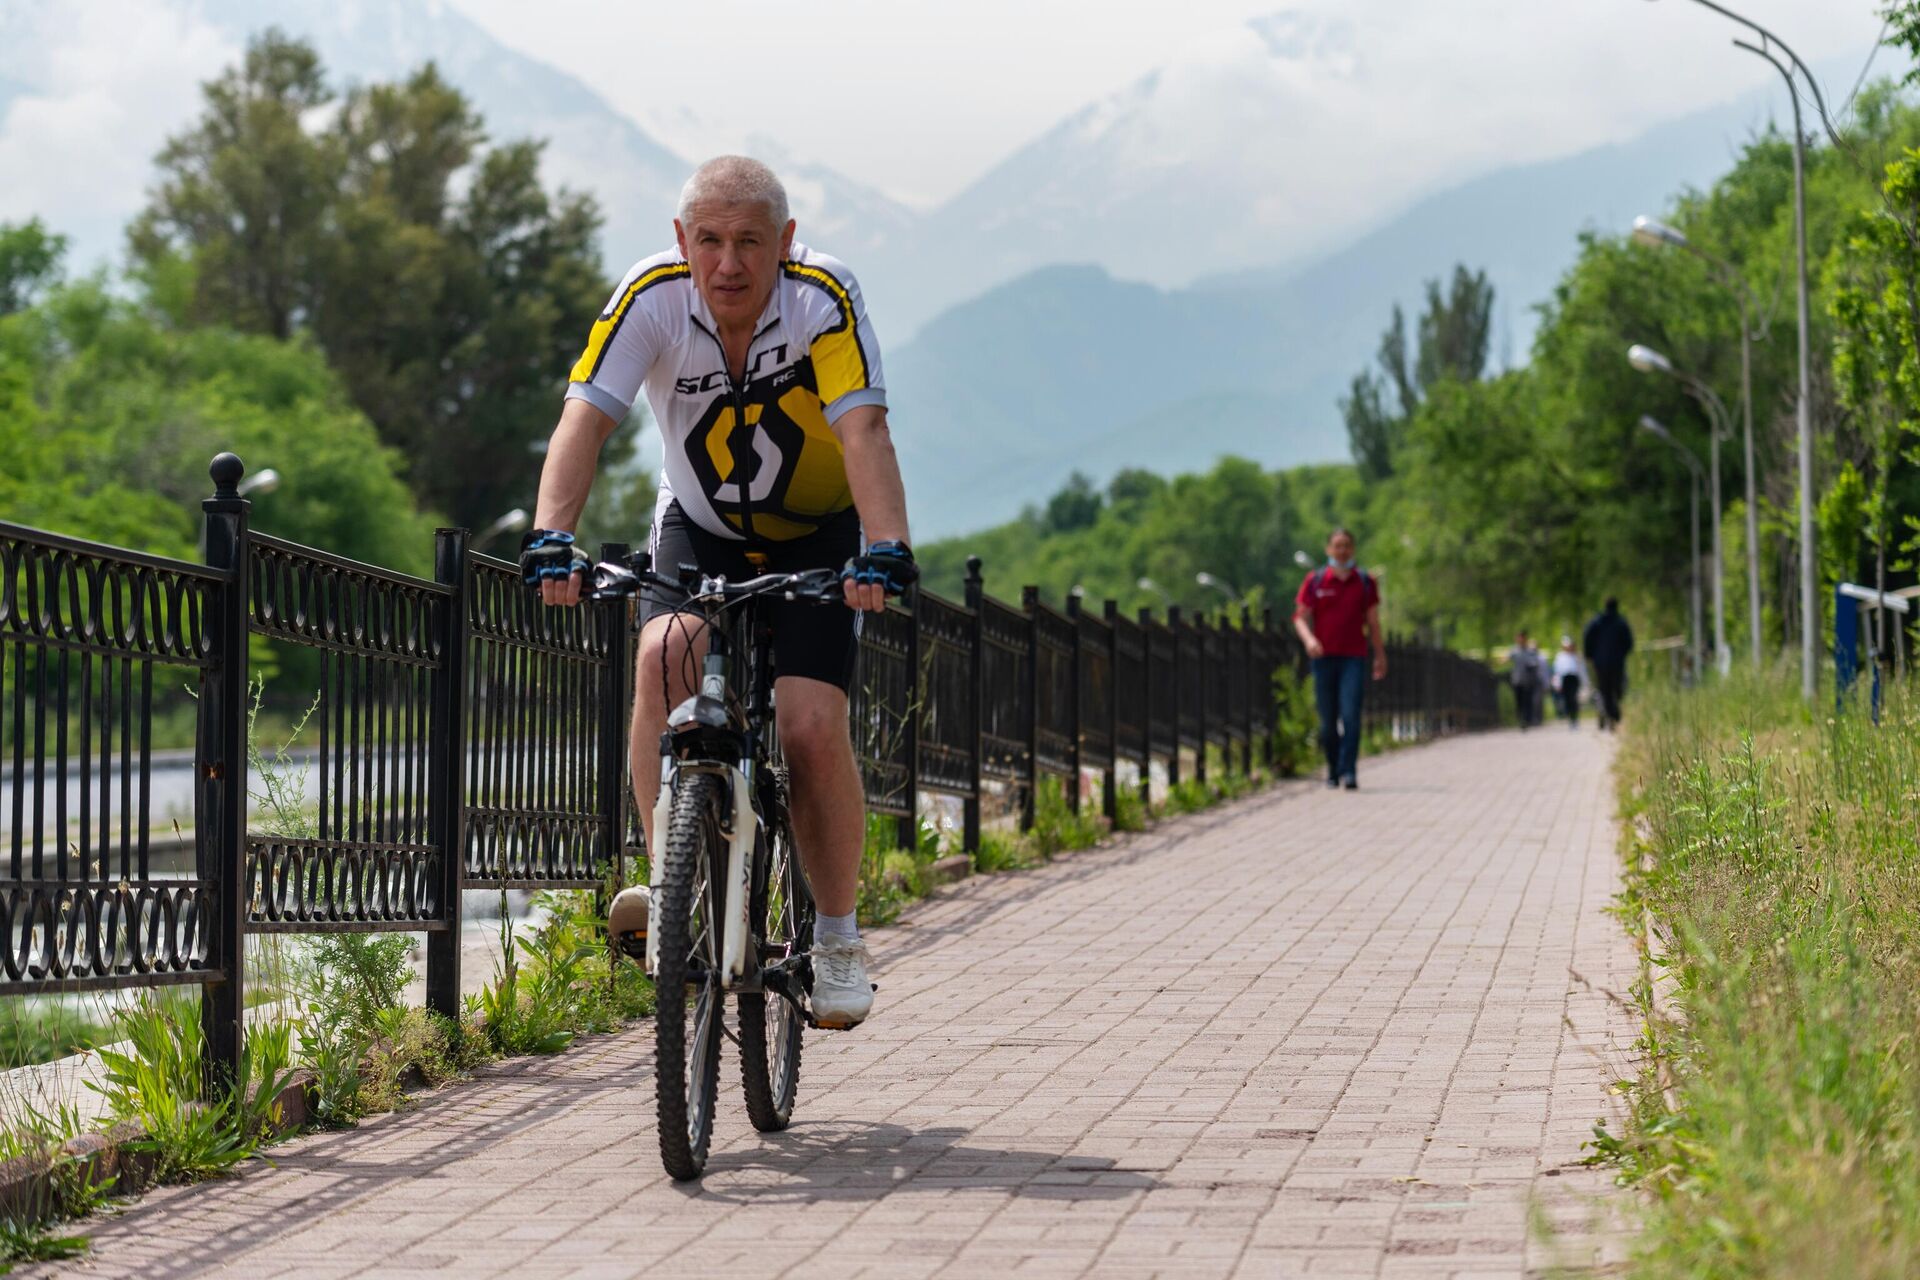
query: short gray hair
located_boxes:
[677,155,789,229]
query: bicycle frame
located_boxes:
[642,591,793,995]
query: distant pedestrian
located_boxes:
[1581,598,1635,730]
[1294,528,1386,790]
[1508,631,1547,729]
[1552,635,1585,728]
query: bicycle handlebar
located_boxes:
[585,553,844,608]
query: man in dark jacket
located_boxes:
[1581,598,1635,730]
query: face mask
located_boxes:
[1328,556,1356,571]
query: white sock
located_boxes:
[814,912,859,946]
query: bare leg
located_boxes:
[629,613,708,853]
[772,676,863,919]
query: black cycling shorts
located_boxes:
[641,501,861,691]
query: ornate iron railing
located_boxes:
[0,453,1499,1086]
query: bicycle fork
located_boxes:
[646,758,759,989]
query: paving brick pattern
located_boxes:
[52,729,1636,1279]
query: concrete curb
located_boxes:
[0,1069,317,1221]
[925,853,971,886]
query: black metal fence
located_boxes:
[0,454,1499,1087]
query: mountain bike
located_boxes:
[587,553,845,1181]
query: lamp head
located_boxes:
[1630,215,1688,250]
[1292,550,1312,568]
[1628,343,1674,375]
[1638,414,1672,441]
[236,467,281,498]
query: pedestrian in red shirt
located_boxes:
[1293,529,1386,789]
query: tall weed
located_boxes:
[1031,775,1103,857]
[90,999,296,1184]
[1606,669,1920,1278]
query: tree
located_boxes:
[130,33,610,530]
[0,220,67,316]
[0,279,437,574]
[1045,472,1103,533]
[1342,266,1494,480]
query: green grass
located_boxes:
[1601,667,1920,1278]
[974,826,1039,873]
[1031,775,1104,857]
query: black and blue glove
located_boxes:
[519,529,591,587]
[842,540,918,596]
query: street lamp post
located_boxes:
[1652,2,1848,698]
[1631,216,1764,671]
[1630,343,1731,674]
[1137,576,1176,610]
[1641,415,1707,673]
[476,507,531,552]
[236,468,281,499]
[1195,572,1241,605]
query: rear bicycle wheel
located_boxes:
[739,804,812,1132]
[653,770,727,1181]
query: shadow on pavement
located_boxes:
[686,1119,1162,1204]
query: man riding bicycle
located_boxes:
[521,156,914,1029]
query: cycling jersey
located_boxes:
[564,243,887,542]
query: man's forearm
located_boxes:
[533,399,617,533]
[1293,615,1317,649]
[835,406,910,544]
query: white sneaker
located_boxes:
[810,934,874,1029]
[608,885,650,956]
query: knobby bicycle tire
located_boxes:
[738,805,811,1132]
[654,770,726,1181]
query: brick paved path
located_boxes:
[56,729,1636,1279]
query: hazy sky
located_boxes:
[445,0,1891,208]
[0,0,1895,275]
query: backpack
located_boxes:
[1310,566,1372,594]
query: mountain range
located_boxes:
[0,1,1879,536]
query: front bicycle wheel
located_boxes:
[739,806,812,1132]
[653,769,726,1181]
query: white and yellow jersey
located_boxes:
[564,243,887,542]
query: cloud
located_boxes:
[0,1,236,273]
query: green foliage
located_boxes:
[353,1008,484,1118]
[1818,461,1870,614]
[0,1100,112,1266]
[857,813,917,925]
[292,931,420,1126]
[1342,265,1494,480]
[0,1003,113,1070]
[920,456,1367,620]
[1112,783,1149,833]
[974,827,1039,874]
[129,32,611,529]
[90,999,296,1185]
[1159,778,1213,816]
[1601,671,1920,1276]
[1030,775,1104,857]
[0,218,66,316]
[0,279,440,574]
[0,1218,92,1267]
[470,890,651,1058]
[1270,670,1318,777]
